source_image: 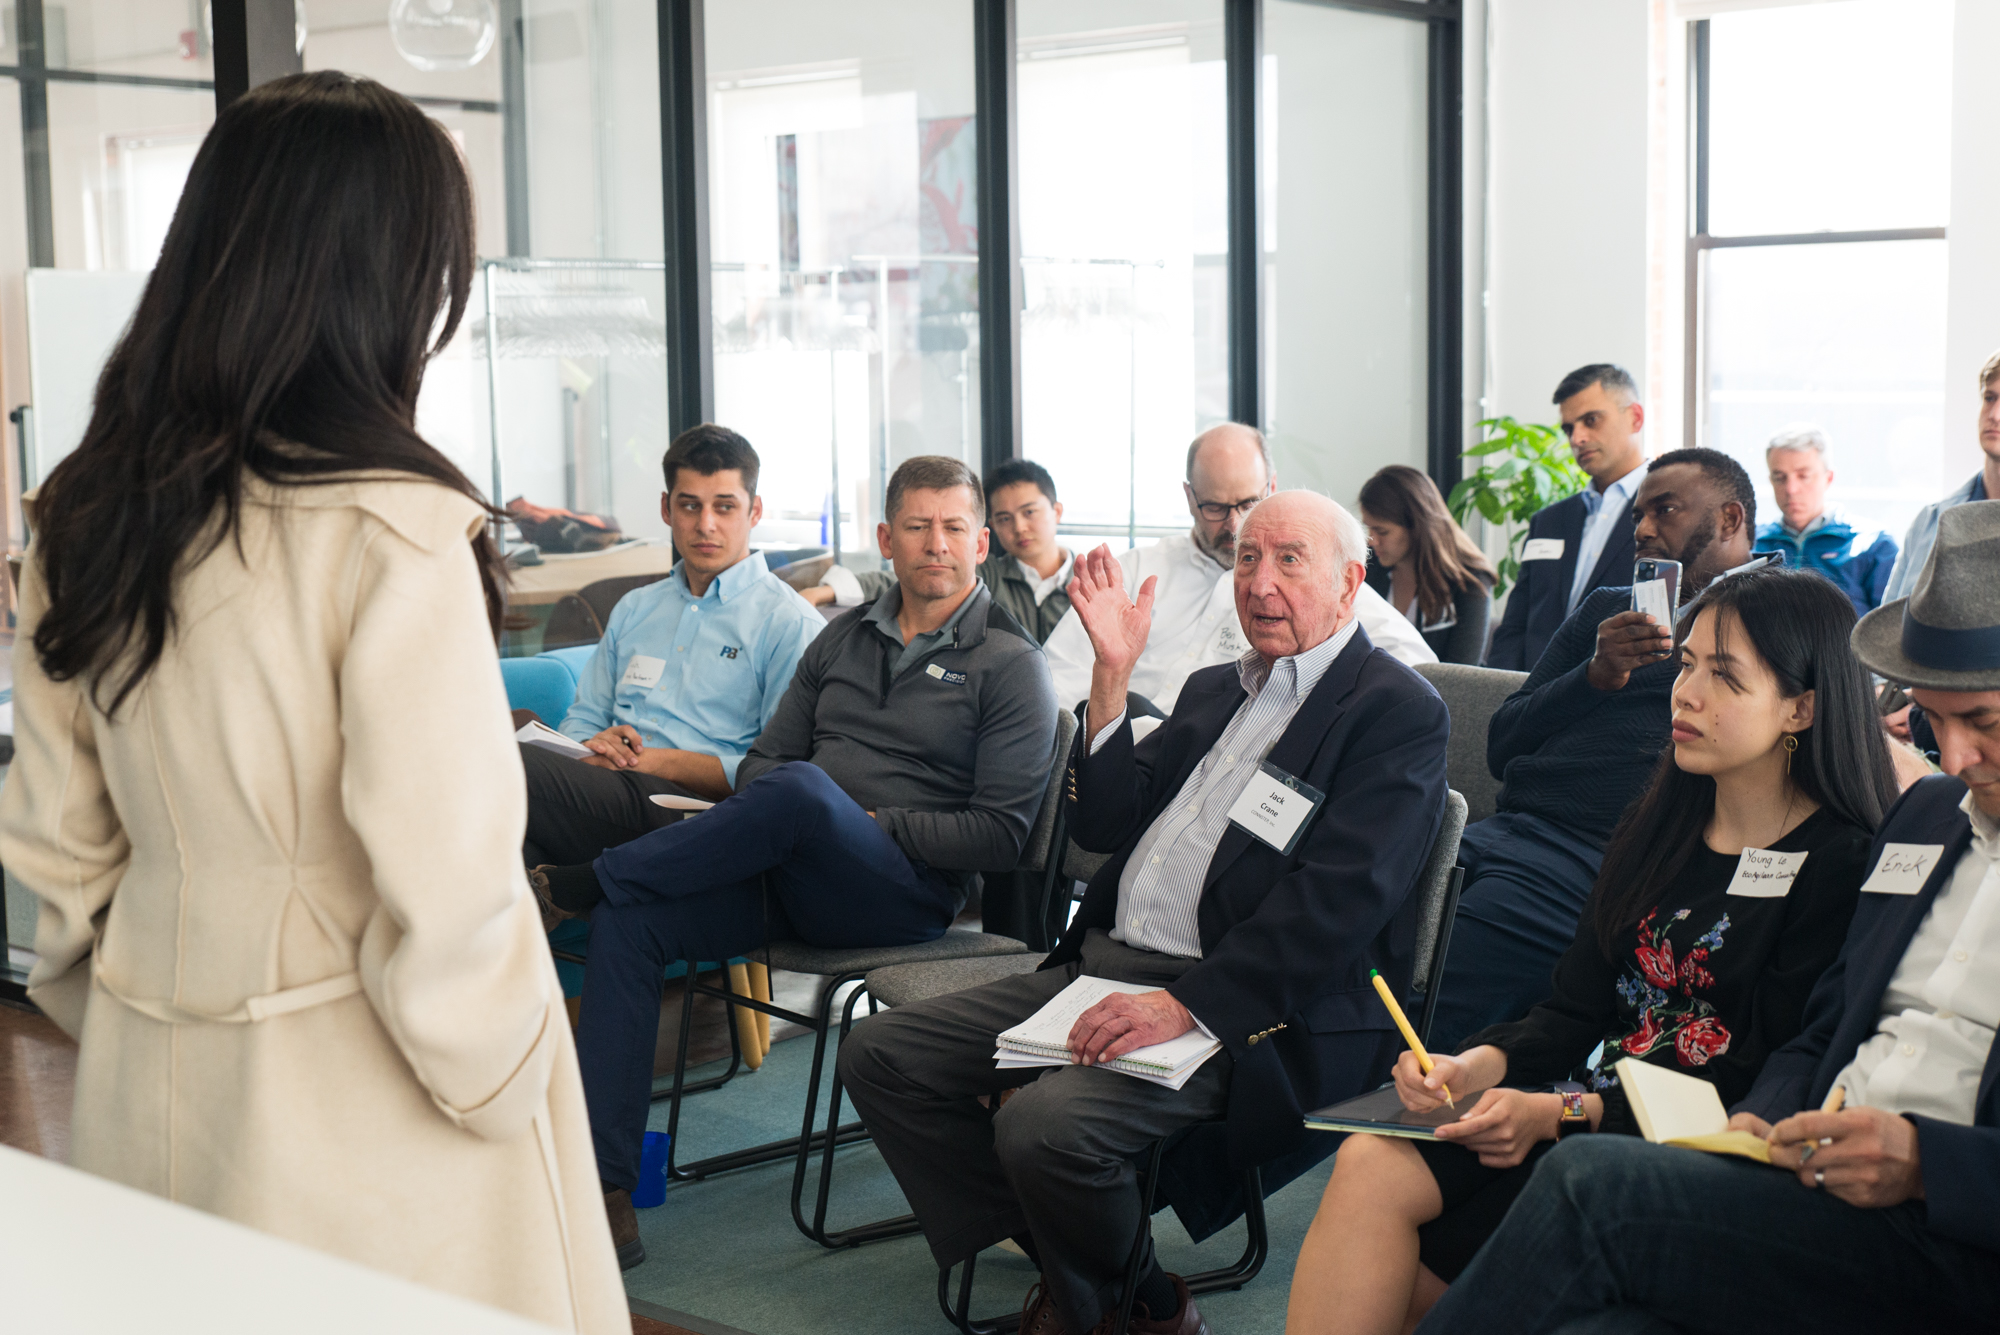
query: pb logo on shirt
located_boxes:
[718,646,741,659]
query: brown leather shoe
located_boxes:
[530,866,586,936]
[1126,1274,1208,1335]
[603,1186,644,1270]
[1020,1280,1070,1335]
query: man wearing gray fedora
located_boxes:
[1414,502,2000,1335]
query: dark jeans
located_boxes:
[575,760,958,1190]
[518,741,692,867]
[1416,1136,2000,1335]
[1425,812,1605,1053]
[838,930,1233,1334]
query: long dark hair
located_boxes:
[1357,464,1496,623]
[30,71,503,714]
[1590,566,1896,956]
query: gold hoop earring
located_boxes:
[1782,733,1798,775]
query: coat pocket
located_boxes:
[1300,985,1393,1034]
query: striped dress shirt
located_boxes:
[1092,617,1359,960]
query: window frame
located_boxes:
[1680,14,1948,451]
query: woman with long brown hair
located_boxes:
[0,73,624,1329]
[1359,464,1498,664]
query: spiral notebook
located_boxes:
[995,975,1223,1091]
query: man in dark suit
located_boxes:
[1425,448,1766,1052]
[840,492,1450,1335]
[1487,364,1650,671]
[1416,502,2000,1335]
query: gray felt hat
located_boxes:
[1852,500,2000,691]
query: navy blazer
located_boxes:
[1738,775,1999,1255]
[1050,627,1451,1206]
[1487,490,1636,671]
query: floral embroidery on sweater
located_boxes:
[1589,908,1734,1090]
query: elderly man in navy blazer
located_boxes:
[1487,364,1650,671]
[841,491,1450,1335]
[1417,501,2000,1335]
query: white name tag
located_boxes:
[1859,843,1946,895]
[1211,619,1249,659]
[1521,538,1565,562]
[619,654,666,689]
[1727,847,1810,898]
[1226,763,1325,856]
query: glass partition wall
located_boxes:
[0,0,1461,585]
[1263,0,1429,510]
[1016,0,1228,546]
[703,0,979,564]
[0,0,1465,981]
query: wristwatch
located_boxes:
[1552,1081,1589,1138]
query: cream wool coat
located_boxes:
[0,476,626,1333]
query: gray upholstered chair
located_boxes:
[1414,663,1528,824]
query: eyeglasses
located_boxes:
[1191,496,1261,522]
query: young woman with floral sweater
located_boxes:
[1286,565,1897,1335]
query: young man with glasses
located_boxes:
[1039,424,1434,721]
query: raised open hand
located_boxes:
[1066,544,1156,677]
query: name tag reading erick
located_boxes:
[619,654,666,689]
[1226,762,1326,856]
[1726,847,1809,898]
[1860,843,1946,895]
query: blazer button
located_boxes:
[1247,1034,1259,1045]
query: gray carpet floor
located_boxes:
[620,1026,1336,1335]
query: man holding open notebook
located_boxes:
[1419,503,2000,1335]
[841,491,1449,1335]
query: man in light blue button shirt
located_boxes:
[520,425,822,868]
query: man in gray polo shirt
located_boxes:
[531,455,1059,1268]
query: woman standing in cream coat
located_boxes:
[0,74,625,1332]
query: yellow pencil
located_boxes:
[1370,969,1453,1109]
[1821,1086,1845,1114]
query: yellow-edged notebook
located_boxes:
[1614,1057,1772,1163]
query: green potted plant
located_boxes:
[1447,416,1590,595]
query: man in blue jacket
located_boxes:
[1415,501,2000,1335]
[1486,364,1650,671]
[1753,424,1897,616]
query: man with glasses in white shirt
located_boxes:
[1039,424,1434,725]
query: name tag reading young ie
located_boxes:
[1726,847,1809,898]
[1860,844,1946,895]
[1226,763,1325,856]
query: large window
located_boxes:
[703,0,978,564]
[1688,0,1952,542]
[1262,0,1430,513]
[1016,0,1228,544]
